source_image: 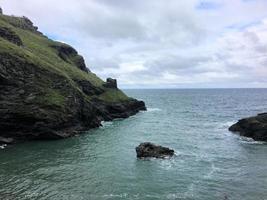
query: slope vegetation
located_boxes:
[0,13,146,142]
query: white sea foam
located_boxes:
[204,162,220,179]
[103,193,128,198]
[239,136,265,145]
[184,183,195,199]
[147,107,162,112]
[101,121,112,126]
[0,144,7,149]
[102,193,162,199]
[173,150,182,156]
[217,121,236,130]
[216,121,266,144]
[167,192,189,199]
[100,121,114,129]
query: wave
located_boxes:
[0,144,7,149]
[239,136,265,145]
[147,107,162,112]
[100,121,114,128]
[217,121,236,130]
[217,122,266,145]
[100,193,187,199]
[204,162,221,179]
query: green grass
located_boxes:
[0,15,30,30]
[0,15,103,86]
[0,14,131,104]
[99,89,130,102]
[36,89,66,109]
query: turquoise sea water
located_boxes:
[0,89,267,200]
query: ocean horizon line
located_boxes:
[122,87,267,90]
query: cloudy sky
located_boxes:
[2,0,267,88]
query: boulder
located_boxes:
[136,142,174,158]
[229,113,267,141]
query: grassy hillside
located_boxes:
[0,14,129,103]
[0,13,145,142]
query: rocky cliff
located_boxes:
[0,12,146,143]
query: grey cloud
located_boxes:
[243,31,259,43]
[147,55,211,73]
[2,0,267,88]
[88,57,120,70]
[78,14,147,41]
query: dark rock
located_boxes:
[22,17,38,30]
[7,16,40,34]
[0,27,23,46]
[75,79,104,96]
[136,142,175,158]
[0,53,146,141]
[51,43,89,73]
[31,126,65,140]
[92,98,146,121]
[229,113,267,141]
[0,7,3,15]
[103,78,117,89]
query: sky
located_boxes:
[1,0,267,88]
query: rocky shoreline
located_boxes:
[0,99,146,144]
[229,113,267,142]
[0,12,146,144]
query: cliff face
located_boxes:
[0,13,146,143]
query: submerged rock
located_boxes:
[136,142,174,158]
[229,113,267,141]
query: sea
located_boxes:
[0,89,267,200]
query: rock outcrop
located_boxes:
[51,43,89,73]
[0,27,23,46]
[103,78,117,89]
[75,79,104,95]
[229,113,267,141]
[136,142,175,158]
[0,13,146,144]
